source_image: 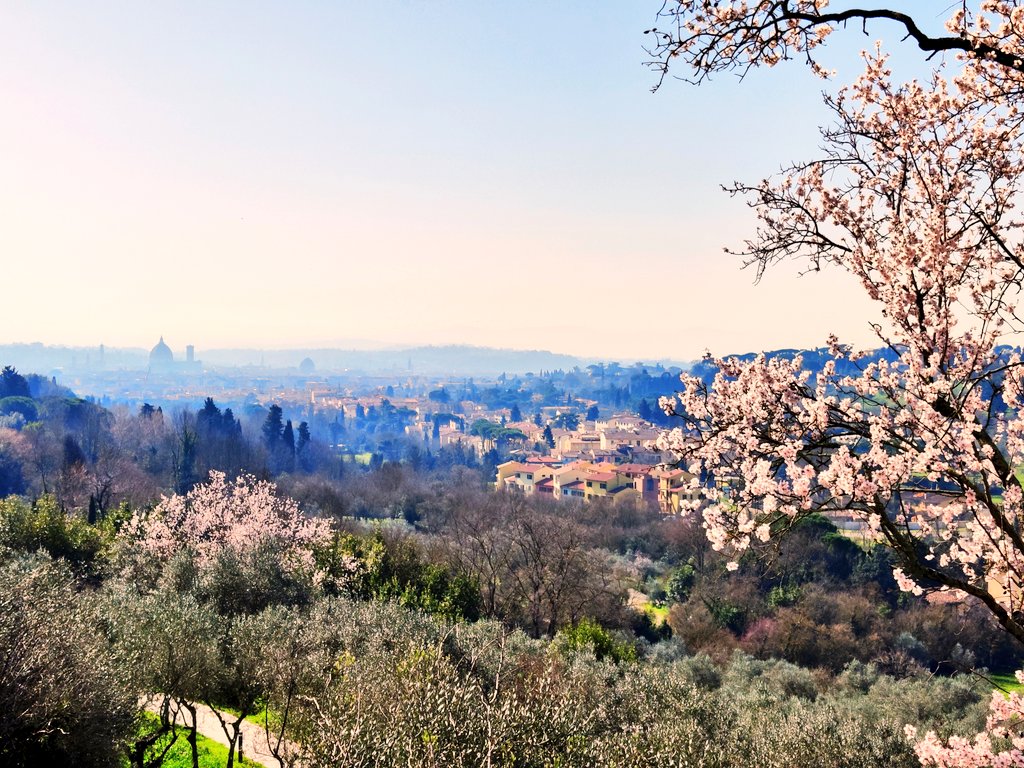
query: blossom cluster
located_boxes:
[910,672,1024,767]
[122,471,332,571]
[658,44,1024,622]
[652,4,1024,763]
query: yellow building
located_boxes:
[652,468,699,513]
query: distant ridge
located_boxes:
[200,344,593,376]
[0,342,693,377]
[687,344,1022,386]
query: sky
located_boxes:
[0,1,949,362]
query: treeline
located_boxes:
[0,365,346,510]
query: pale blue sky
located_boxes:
[0,2,945,360]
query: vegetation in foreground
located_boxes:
[0,471,1009,768]
[126,715,258,768]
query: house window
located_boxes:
[600,482,607,489]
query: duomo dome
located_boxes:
[149,337,173,369]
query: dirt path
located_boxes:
[144,697,291,768]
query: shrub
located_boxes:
[0,554,134,768]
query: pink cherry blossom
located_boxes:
[122,471,332,571]
[651,4,1024,763]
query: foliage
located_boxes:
[551,411,580,431]
[0,554,135,768]
[469,419,526,444]
[241,598,983,768]
[666,563,696,603]
[317,529,481,621]
[443,492,629,638]
[556,617,637,663]
[0,495,106,572]
[0,396,38,424]
[0,366,30,399]
[428,387,450,404]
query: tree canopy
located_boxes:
[651,4,1024,763]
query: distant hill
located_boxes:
[0,342,604,377]
[200,345,594,376]
[686,345,1020,386]
[0,343,147,373]
[686,346,900,384]
[0,341,696,377]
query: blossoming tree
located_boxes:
[118,471,334,764]
[123,470,332,581]
[648,3,1024,764]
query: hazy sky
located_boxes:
[0,2,946,361]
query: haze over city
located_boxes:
[0,0,909,360]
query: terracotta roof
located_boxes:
[652,468,686,479]
[526,457,563,466]
[617,463,654,474]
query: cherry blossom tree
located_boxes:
[122,470,332,592]
[645,2,1024,89]
[648,3,1024,764]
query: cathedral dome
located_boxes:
[149,337,173,368]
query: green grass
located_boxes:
[342,452,373,465]
[644,602,670,626]
[206,702,281,736]
[989,672,1024,696]
[130,713,258,768]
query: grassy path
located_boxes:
[144,698,290,768]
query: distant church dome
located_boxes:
[150,337,174,369]
[299,357,316,374]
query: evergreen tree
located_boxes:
[282,420,295,455]
[297,422,313,471]
[543,424,555,449]
[296,421,310,455]
[553,412,579,431]
[0,366,30,399]
[197,397,223,437]
[586,405,599,421]
[638,398,652,421]
[510,403,522,422]
[262,405,284,449]
[329,418,343,447]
